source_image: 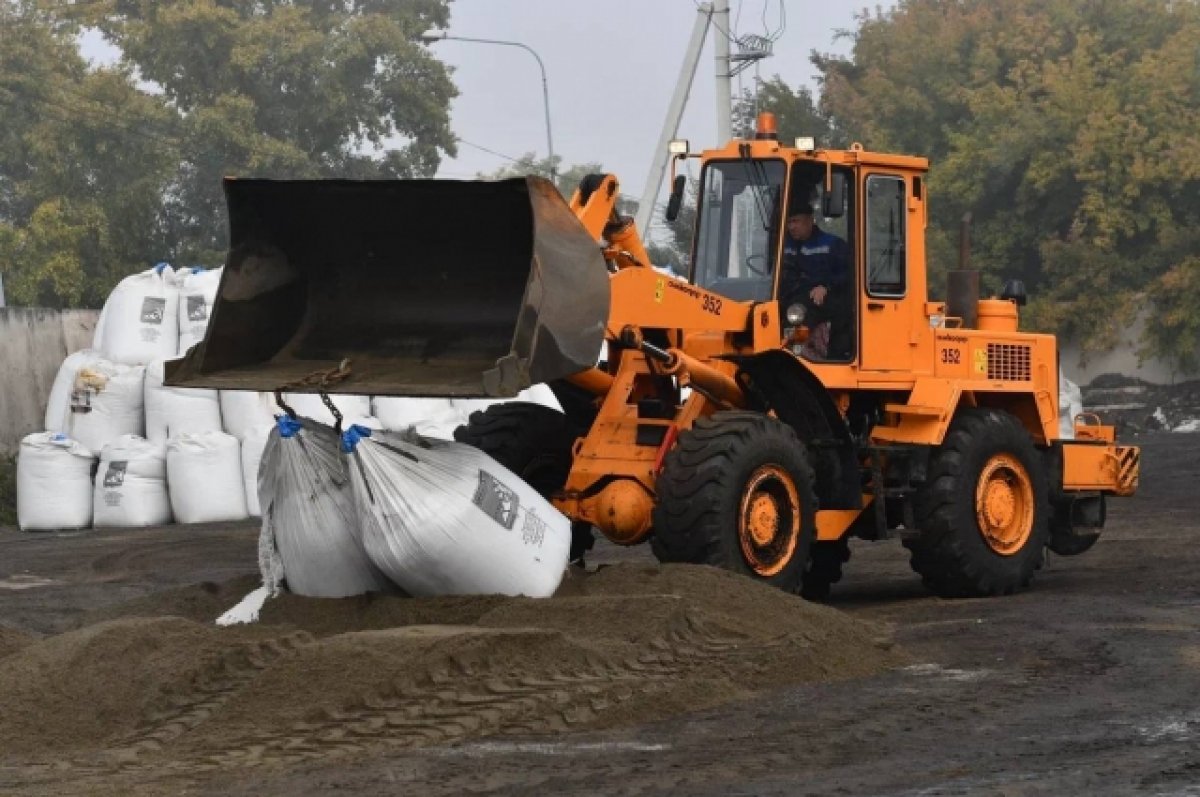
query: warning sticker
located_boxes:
[473,471,520,530]
[654,278,665,303]
[973,348,988,375]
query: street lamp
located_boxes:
[420,31,556,182]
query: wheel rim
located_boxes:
[975,454,1034,555]
[738,465,801,577]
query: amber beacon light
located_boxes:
[754,112,778,140]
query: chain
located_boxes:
[274,359,354,432]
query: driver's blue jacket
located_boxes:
[780,226,849,303]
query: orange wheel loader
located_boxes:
[168,113,1139,599]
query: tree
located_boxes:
[815,0,1200,365]
[480,153,694,274]
[478,152,605,201]
[0,2,177,306]
[733,76,834,146]
[75,0,459,265]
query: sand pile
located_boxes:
[0,563,902,775]
[0,626,35,660]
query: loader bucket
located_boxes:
[165,176,610,397]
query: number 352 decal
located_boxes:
[702,294,723,315]
[940,348,961,365]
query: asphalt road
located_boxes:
[1,430,1196,796]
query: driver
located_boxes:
[779,202,850,358]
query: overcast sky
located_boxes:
[434,0,862,204]
[80,1,864,221]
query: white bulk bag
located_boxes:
[166,431,248,524]
[1059,369,1084,440]
[451,383,563,422]
[283,393,370,427]
[60,360,145,456]
[372,385,562,441]
[258,417,390,597]
[177,267,223,355]
[144,359,222,443]
[94,265,180,365]
[371,397,462,439]
[44,349,102,433]
[94,435,171,527]
[240,425,271,517]
[17,433,95,531]
[345,429,570,598]
[220,390,278,441]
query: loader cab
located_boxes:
[689,155,858,363]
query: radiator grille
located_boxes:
[986,343,1032,381]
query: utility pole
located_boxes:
[713,0,732,143]
[634,4,714,235]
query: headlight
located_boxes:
[786,303,806,325]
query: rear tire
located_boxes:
[801,538,851,600]
[454,402,594,563]
[905,408,1049,597]
[652,412,816,593]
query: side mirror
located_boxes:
[1000,279,1027,307]
[821,172,847,218]
[665,175,687,222]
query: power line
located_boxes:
[456,138,524,164]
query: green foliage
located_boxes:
[1142,227,1200,372]
[0,0,457,306]
[733,76,834,146]
[815,0,1200,361]
[478,152,609,202]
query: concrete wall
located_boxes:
[1059,311,1197,387]
[0,308,98,453]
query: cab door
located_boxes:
[858,174,913,372]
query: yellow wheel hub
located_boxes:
[746,494,779,546]
[975,454,1034,555]
[738,465,801,577]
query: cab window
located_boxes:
[865,175,906,297]
[691,159,786,302]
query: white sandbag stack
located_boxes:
[177,267,222,354]
[166,431,248,523]
[144,359,222,443]
[1059,369,1084,440]
[344,427,571,598]
[94,435,172,527]
[44,350,101,433]
[220,390,278,441]
[451,383,563,421]
[371,397,462,438]
[53,359,145,456]
[283,393,371,427]
[240,425,271,517]
[258,417,390,597]
[17,433,95,531]
[93,265,180,365]
[372,385,562,440]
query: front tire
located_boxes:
[906,408,1049,597]
[652,412,816,593]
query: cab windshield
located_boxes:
[690,159,786,302]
